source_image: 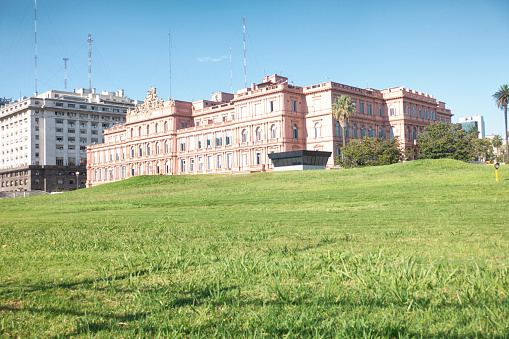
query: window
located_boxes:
[368,104,372,115]
[269,101,274,112]
[406,127,410,139]
[165,141,169,153]
[293,124,299,139]
[189,158,195,172]
[68,129,75,134]
[206,134,212,148]
[147,144,151,156]
[226,153,232,169]
[412,106,416,116]
[226,130,232,145]
[189,136,195,151]
[181,121,187,129]
[256,127,262,141]
[217,155,222,169]
[270,124,277,139]
[130,147,135,158]
[207,156,212,170]
[155,124,159,134]
[242,154,248,167]
[242,129,248,143]
[390,127,395,139]
[360,103,364,114]
[419,108,422,118]
[131,167,135,177]
[215,132,222,147]
[389,105,396,116]
[353,125,357,138]
[425,109,429,119]
[198,135,203,149]
[180,159,186,172]
[156,142,160,154]
[254,103,261,116]
[369,126,374,138]
[314,122,321,138]
[361,126,366,138]
[139,146,143,157]
[121,166,126,178]
[292,100,297,112]
[256,152,261,165]
[378,105,382,117]
[198,157,204,171]
[179,142,185,152]
[146,125,150,135]
[379,128,384,139]
[56,119,63,124]
[413,127,417,140]
[406,104,409,115]
[345,124,350,138]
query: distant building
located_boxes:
[0,89,139,192]
[459,115,485,138]
[0,97,12,107]
[86,75,452,187]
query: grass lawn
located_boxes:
[0,159,508,338]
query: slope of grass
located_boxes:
[0,159,508,337]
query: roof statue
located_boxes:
[128,87,164,117]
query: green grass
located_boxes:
[0,159,508,338]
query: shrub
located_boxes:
[335,137,402,168]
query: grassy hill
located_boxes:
[1,159,508,337]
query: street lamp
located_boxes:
[75,171,79,190]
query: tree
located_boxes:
[417,122,474,161]
[332,95,356,160]
[493,84,509,158]
[492,134,503,157]
[334,137,402,168]
[471,138,494,162]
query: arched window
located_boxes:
[138,127,142,136]
[148,163,153,175]
[130,129,134,138]
[242,129,248,143]
[413,127,417,140]
[155,124,159,134]
[166,160,170,174]
[164,121,168,132]
[390,127,395,139]
[156,142,160,155]
[406,104,409,115]
[406,127,410,140]
[293,124,299,139]
[165,141,169,153]
[412,106,415,116]
[131,166,135,177]
[138,146,143,157]
[156,162,161,174]
[314,122,321,138]
[345,124,350,138]
[270,124,277,139]
[147,144,151,156]
[379,128,384,139]
[361,125,366,138]
[353,124,357,139]
[256,127,262,141]
[146,125,150,135]
[419,108,422,118]
[336,121,341,137]
[369,126,374,138]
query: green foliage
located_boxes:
[335,137,402,168]
[471,138,495,161]
[331,95,356,127]
[493,84,509,157]
[417,122,475,161]
[1,160,508,337]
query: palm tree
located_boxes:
[493,84,509,158]
[332,95,356,160]
[493,134,502,157]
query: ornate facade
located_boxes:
[86,75,452,187]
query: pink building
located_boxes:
[86,75,452,187]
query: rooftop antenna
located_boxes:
[230,44,232,93]
[169,30,172,99]
[63,58,68,91]
[243,17,246,88]
[34,0,38,96]
[88,34,92,91]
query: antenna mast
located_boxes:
[88,34,92,91]
[63,58,68,91]
[169,31,172,99]
[230,44,232,93]
[243,17,246,88]
[34,0,38,96]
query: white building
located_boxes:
[458,115,485,139]
[0,89,139,192]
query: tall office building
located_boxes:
[0,88,139,192]
[459,115,485,139]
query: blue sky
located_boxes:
[1,0,508,135]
